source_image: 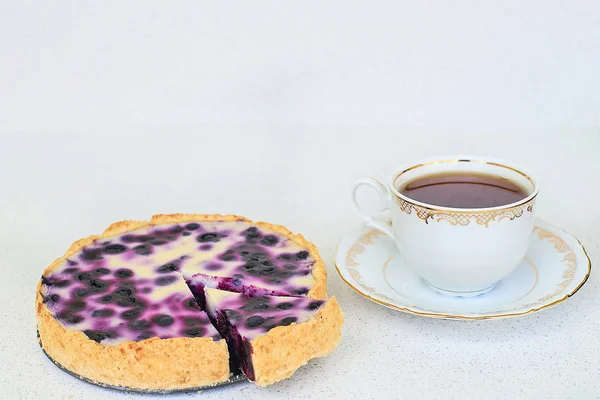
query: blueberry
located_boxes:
[276,302,293,310]
[59,312,83,324]
[121,309,142,320]
[307,301,323,311]
[152,314,174,327]
[74,288,89,297]
[253,303,269,310]
[137,235,154,242]
[117,297,137,307]
[185,223,200,231]
[295,288,309,296]
[185,298,199,310]
[69,300,86,312]
[245,316,265,328]
[115,269,134,278]
[157,262,178,273]
[63,267,79,274]
[133,244,152,256]
[231,278,242,287]
[283,264,297,270]
[155,276,177,286]
[151,239,168,246]
[95,267,110,275]
[99,295,112,303]
[297,251,309,260]
[233,274,243,279]
[279,317,297,326]
[136,332,154,340]
[77,272,92,281]
[41,276,51,285]
[278,254,292,261]
[164,235,177,241]
[66,259,78,266]
[251,252,268,261]
[114,287,133,297]
[92,309,114,318]
[224,309,242,322]
[184,328,205,337]
[129,319,151,331]
[103,244,127,255]
[182,232,191,236]
[219,254,236,262]
[206,263,222,271]
[269,278,282,284]
[197,233,220,243]
[260,235,279,246]
[121,235,136,243]
[84,330,110,343]
[88,279,108,292]
[259,267,275,276]
[169,226,184,234]
[42,294,60,303]
[82,249,103,261]
[53,279,71,288]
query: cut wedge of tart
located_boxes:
[204,287,343,386]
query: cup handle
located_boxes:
[351,178,395,239]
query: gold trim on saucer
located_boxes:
[336,225,592,320]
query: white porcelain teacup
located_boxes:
[352,156,539,297]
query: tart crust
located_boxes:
[250,296,344,386]
[36,214,329,390]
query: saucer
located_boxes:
[335,218,591,320]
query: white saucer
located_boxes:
[335,218,591,320]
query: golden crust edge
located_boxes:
[35,290,230,390]
[250,296,344,387]
[37,213,329,389]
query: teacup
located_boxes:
[351,156,539,297]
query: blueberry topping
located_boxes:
[99,295,112,303]
[84,330,111,343]
[69,300,86,312]
[114,287,133,297]
[279,317,297,326]
[77,272,91,281]
[88,279,108,292]
[138,235,154,243]
[197,233,220,243]
[184,328,205,337]
[297,251,310,260]
[246,316,265,328]
[276,302,293,310]
[82,249,103,261]
[152,314,174,327]
[155,276,177,286]
[63,267,79,274]
[115,269,134,278]
[129,319,152,331]
[253,303,269,310]
[53,279,71,288]
[185,223,200,231]
[283,264,297,270]
[92,309,114,318]
[133,244,152,256]
[121,309,142,320]
[169,226,184,234]
[74,288,89,297]
[95,267,110,275]
[59,312,83,324]
[151,240,168,246]
[136,332,154,340]
[220,254,236,261]
[243,227,261,241]
[42,294,60,303]
[295,288,309,296]
[121,235,135,243]
[185,298,199,310]
[117,297,138,307]
[278,254,292,261]
[103,244,127,254]
[182,232,191,236]
[307,301,323,311]
[164,235,178,241]
[259,267,275,276]
[224,309,242,322]
[157,262,179,273]
[260,235,279,246]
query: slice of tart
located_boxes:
[36,214,335,390]
[204,287,344,387]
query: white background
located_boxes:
[1,1,599,399]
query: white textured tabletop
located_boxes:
[1,2,600,400]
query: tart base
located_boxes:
[37,331,246,393]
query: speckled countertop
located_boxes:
[1,128,599,400]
